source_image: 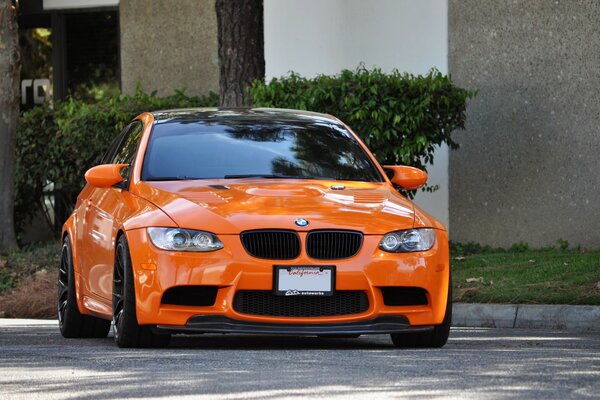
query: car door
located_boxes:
[82,121,144,301]
[74,125,127,300]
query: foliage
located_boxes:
[450,241,500,255]
[16,67,475,235]
[15,89,218,234]
[19,28,52,81]
[250,67,476,191]
[451,239,577,256]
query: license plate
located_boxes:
[274,266,335,296]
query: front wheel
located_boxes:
[112,235,171,348]
[390,278,452,348]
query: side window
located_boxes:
[111,121,144,185]
[100,124,132,165]
[112,121,143,165]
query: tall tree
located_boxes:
[0,0,20,253]
[215,0,264,107]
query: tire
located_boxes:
[112,235,171,348]
[390,277,452,349]
[58,236,111,338]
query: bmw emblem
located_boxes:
[295,218,309,227]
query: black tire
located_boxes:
[112,235,171,348]
[390,278,452,349]
[58,236,111,338]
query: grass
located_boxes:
[451,245,600,305]
[0,241,598,319]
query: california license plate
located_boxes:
[274,266,335,296]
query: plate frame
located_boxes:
[273,265,336,296]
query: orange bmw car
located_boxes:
[58,108,451,348]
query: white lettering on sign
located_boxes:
[21,79,51,105]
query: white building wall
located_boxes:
[264,0,450,228]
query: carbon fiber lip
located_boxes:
[154,315,433,335]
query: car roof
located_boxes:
[150,107,341,125]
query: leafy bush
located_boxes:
[16,67,475,236]
[16,90,218,234]
[250,67,476,190]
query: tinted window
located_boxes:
[112,121,143,165]
[142,119,383,182]
[100,126,129,164]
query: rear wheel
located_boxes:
[112,235,171,348]
[58,236,111,338]
[391,278,452,348]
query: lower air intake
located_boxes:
[161,286,218,307]
[233,290,369,317]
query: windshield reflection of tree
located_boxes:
[227,124,377,181]
[156,112,379,181]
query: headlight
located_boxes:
[379,228,435,252]
[147,227,224,252]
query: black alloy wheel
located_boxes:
[58,236,111,338]
[112,235,171,348]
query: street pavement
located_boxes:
[0,319,598,399]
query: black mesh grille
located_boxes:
[233,290,369,317]
[306,230,363,260]
[380,287,429,306]
[241,230,301,260]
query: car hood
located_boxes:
[135,179,420,234]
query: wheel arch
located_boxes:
[61,218,89,315]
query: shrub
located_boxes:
[250,67,476,191]
[16,67,475,235]
[16,90,218,234]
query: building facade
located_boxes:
[18,0,600,248]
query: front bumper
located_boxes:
[126,228,450,329]
[154,315,433,335]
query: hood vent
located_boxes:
[181,191,227,204]
[351,190,388,204]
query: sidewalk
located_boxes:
[453,303,600,332]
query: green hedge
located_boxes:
[16,90,218,234]
[250,67,476,184]
[16,68,475,235]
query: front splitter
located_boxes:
[154,315,433,335]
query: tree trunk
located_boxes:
[215,0,264,107]
[0,0,20,254]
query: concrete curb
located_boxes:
[452,303,600,332]
[1,305,599,332]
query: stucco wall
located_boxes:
[119,0,218,97]
[449,0,600,248]
[265,0,450,228]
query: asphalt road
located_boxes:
[0,320,598,399]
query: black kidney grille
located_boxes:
[241,230,301,260]
[233,290,369,317]
[306,230,363,260]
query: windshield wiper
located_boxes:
[145,176,203,181]
[223,174,308,179]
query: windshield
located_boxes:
[141,119,384,182]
